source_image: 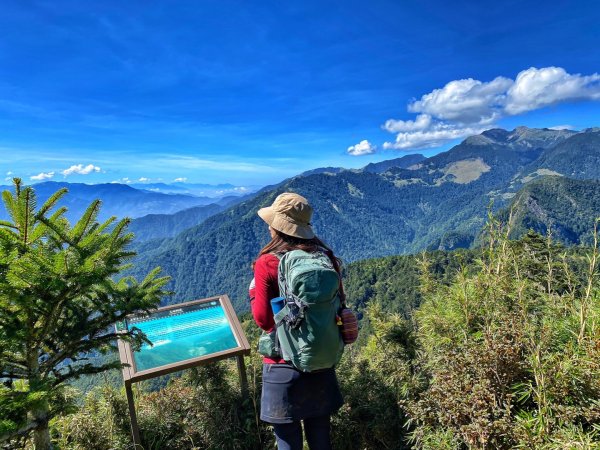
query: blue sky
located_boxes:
[1,0,599,186]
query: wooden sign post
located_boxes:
[115,295,251,448]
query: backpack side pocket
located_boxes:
[258,330,281,358]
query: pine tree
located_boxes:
[0,179,170,449]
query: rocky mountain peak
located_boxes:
[480,128,511,142]
[506,126,576,149]
[464,134,496,146]
[464,126,576,151]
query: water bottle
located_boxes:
[270,296,285,314]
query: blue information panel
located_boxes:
[116,296,250,447]
[123,299,239,373]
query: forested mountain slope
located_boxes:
[501,176,600,245]
[343,249,477,318]
[128,203,226,242]
[129,127,593,311]
[522,128,600,179]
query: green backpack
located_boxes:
[273,249,345,372]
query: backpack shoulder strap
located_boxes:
[269,251,285,260]
[277,251,292,301]
[318,247,347,308]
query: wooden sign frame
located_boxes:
[116,294,250,382]
[115,294,251,448]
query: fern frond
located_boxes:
[0,220,19,230]
[38,216,73,247]
[71,200,101,244]
[36,187,68,219]
[109,217,131,239]
[48,206,68,223]
[12,177,22,195]
[96,216,116,234]
[17,187,37,245]
[1,190,17,224]
[0,226,19,243]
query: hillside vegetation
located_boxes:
[50,222,600,449]
[128,203,226,242]
[501,176,600,245]
[523,128,600,180]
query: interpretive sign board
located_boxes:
[116,294,250,382]
[115,295,250,448]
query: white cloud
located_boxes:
[347,140,376,156]
[111,177,131,184]
[384,124,487,150]
[408,76,511,124]
[6,171,12,176]
[383,114,432,133]
[61,164,101,176]
[173,177,188,182]
[505,66,600,114]
[138,177,150,182]
[31,171,55,181]
[363,66,600,153]
[549,124,575,130]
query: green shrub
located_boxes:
[406,218,600,449]
[53,357,271,450]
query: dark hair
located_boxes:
[254,229,345,300]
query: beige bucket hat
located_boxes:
[258,192,315,239]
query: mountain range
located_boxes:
[127,203,227,242]
[127,127,600,311]
[3,127,597,311]
[0,181,248,224]
[130,182,261,197]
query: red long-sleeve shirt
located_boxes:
[249,253,285,364]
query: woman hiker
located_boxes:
[249,192,345,450]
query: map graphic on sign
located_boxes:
[116,296,250,381]
[128,300,237,371]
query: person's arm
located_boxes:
[250,254,279,331]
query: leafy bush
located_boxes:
[53,357,271,450]
[405,218,600,449]
[332,305,411,449]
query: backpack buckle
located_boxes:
[282,295,308,329]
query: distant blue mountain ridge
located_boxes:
[0,181,251,223]
[130,182,262,197]
[0,155,429,228]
